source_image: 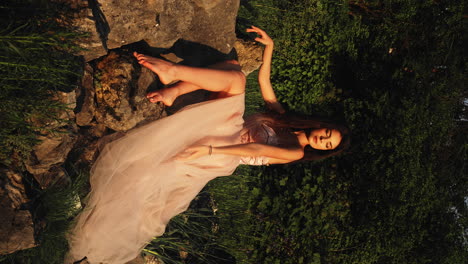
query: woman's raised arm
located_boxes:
[246,26,285,114]
[176,143,303,163]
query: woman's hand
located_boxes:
[247,26,284,114]
[176,145,211,161]
[246,26,273,46]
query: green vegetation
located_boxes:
[0,0,82,167]
[1,0,466,263]
[0,1,83,263]
[208,0,467,263]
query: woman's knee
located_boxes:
[209,60,241,71]
[229,70,246,94]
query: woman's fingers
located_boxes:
[246,29,264,37]
[249,25,264,32]
[254,38,267,45]
[246,25,264,34]
[246,26,273,45]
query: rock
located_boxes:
[25,131,76,175]
[25,130,77,188]
[25,89,78,189]
[160,0,238,52]
[2,170,29,208]
[29,166,71,189]
[68,131,103,169]
[234,39,264,76]
[71,0,240,61]
[55,90,77,123]
[0,169,36,255]
[160,53,183,64]
[88,122,108,138]
[77,139,99,166]
[75,64,95,126]
[29,90,77,130]
[93,51,165,131]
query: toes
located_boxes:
[149,95,162,103]
[134,52,144,60]
[146,91,159,98]
[134,52,147,61]
[140,60,152,68]
[147,93,162,103]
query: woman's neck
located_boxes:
[294,130,310,148]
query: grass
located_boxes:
[0,1,85,263]
[0,170,88,264]
[0,24,82,167]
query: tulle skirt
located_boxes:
[66,93,245,264]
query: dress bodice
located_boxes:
[239,115,280,166]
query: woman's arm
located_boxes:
[213,143,303,160]
[246,26,285,114]
[176,143,303,162]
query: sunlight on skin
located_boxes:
[308,128,342,150]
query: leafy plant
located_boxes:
[221,0,468,263]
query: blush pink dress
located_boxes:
[65,93,280,264]
[66,93,243,263]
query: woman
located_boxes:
[66,26,349,264]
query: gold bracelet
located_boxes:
[209,145,213,156]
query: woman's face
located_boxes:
[308,128,342,150]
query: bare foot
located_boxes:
[146,87,178,106]
[133,52,162,64]
[133,52,177,85]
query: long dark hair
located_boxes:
[250,112,351,161]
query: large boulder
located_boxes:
[0,169,36,254]
[93,51,165,131]
[71,0,240,61]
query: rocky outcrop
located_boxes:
[75,64,95,126]
[25,91,78,189]
[93,52,165,131]
[0,169,36,254]
[234,39,264,76]
[71,0,240,61]
[22,0,263,188]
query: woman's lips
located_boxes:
[314,136,317,144]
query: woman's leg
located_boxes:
[134,52,245,105]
